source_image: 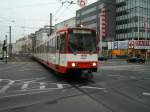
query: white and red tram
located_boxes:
[33,27,98,76]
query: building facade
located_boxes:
[55,17,76,30]
[76,0,116,56]
[116,0,150,41]
[116,0,150,59]
[76,0,116,41]
[76,0,150,59]
[35,26,49,47]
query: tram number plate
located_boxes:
[81,54,87,59]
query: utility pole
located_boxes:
[9,26,12,56]
[50,13,52,35]
[138,6,140,40]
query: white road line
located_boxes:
[40,82,46,90]
[109,75,121,77]
[0,87,63,99]
[0,78,12,82]
[17,87,61,92]
[0,81,15,94]
[0,77,46,83]
[57,84,63,89]
[142,92,150,96]
[80,86,106,90]
[21,82,30,90]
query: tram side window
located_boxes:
[56,36,60,50]
[50,39,52,53]
[60,33,66,53]
[52,38,55,52]
[47,41,49,52]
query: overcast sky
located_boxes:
[0,0,97,43]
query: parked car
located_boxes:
[98,56,108,61]
[126,57,146,63]
[116,55,129,59]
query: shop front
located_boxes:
[128,40,150,60]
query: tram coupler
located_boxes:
[81,70,93,79]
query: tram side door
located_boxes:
[56,32,66,69]
[56,34,61,68]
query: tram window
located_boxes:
[50,39,52,52]
[56,36,60,50]
[47,42,49,52]
[53,38,56,51]
[51,38,55,52]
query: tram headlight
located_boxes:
[71,63,76,67]
[92,62,96,67]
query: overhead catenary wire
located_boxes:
[0,0,80,40]
[55,3,72,20]
[53,3,65,17]
[54,0,77,22]
[0,1,59,9]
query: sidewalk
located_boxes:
[99,58,150,66]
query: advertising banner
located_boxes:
[134,40,150,49]
[128,40,150,49]
[118,41,128,49]
[108,41,128,50]
[100,8,106,37]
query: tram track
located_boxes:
[91,77,150,108]
[66,76,150,112]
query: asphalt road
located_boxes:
[0,57,150,112]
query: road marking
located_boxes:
[0,77,46,83]
[57,84,63,89]
[142,92,150,96]
[40,82,46,90]
[21,82,30,90]
[0,78,12,82]
[0,81,15,94]
[18,69,44,72]
[109,75,121,77]
[80,86,106,90]
[0,87,64,99]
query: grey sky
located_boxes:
[0,0,97,43]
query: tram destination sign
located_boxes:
[73,30,92,34]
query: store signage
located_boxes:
[100,8,106,37]
[128,40,150,49]
[128,41,134,49]
[113,42,118,49]
[134,40,150,49]
[118,41,128,49]
[77,0,87,7]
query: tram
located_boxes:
[33,27,98,77]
